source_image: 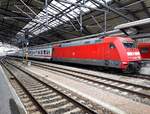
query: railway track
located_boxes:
[1,63,44,114]
[2,60,115,114]
[126,74,150,81]
[2,68,43,114]
[9,57,150,80]
[19,60,150,105]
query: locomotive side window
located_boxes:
[140,48,149,53]
[44,50,46,54]
[109,43,116,49]
[84,41,90,44]
[95,39,102,43]
[123,42,136,48]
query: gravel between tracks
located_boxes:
[8,60,150,114]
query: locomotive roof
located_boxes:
[27,36,134,49]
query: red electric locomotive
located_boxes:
[138,42,150,60]
[52,36,141,73]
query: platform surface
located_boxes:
[0,65,26,114]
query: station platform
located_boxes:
[0,65,27,114]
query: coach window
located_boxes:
[48,50,50,54]
[109,43,116,49]
[140,48,149,53]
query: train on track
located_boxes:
[14,36,142,73]
[138,42,150,60]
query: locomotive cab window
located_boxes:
[109,43,116,49]
[123,42,136,48]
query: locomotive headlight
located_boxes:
[127,52,132,56]
[122,61,128,64]
[135,52,140,55]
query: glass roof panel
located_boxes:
[68,0,77,3]
[85,1,97,8]
[68,10,78,17]
[81,7,90,12]
[51,1,66,10]
[53,3,66,9]
[17,0,113,37]
[44,6,58,14]
[73,8,80,14]
[61,16,70,21]
[33,29,41,35]
[29,23,41,32]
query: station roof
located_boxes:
[0,0,150,46]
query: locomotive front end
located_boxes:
[121,38,141,73]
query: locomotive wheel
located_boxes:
[124,64,134,73]
[125,62,141,73]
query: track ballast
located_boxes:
[2,60,115,114]
[26,60,150,105]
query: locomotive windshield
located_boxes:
[123,42,136,48]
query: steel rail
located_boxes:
[8,57,150,82]
[4,60,103,114]
[1,61,48,114]
[30,62,150,100]
[32,62,150,90]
